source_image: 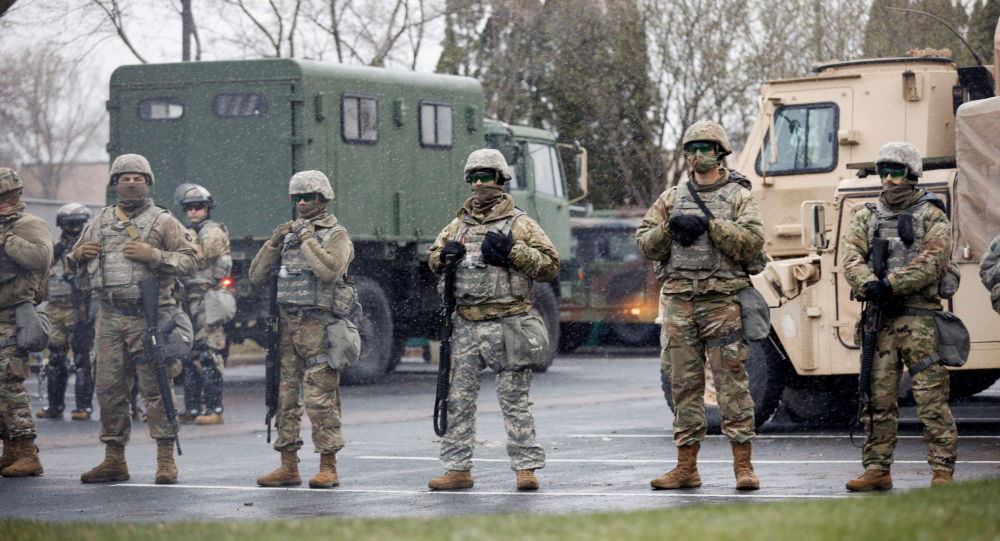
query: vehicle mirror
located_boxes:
[810,204,827,250]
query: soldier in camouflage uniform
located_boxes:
[635,122,764,491]
[0,168,52,478]
[980,231,1000,315]
[73,154,198,485]
[842,142,958,491]
[426,149,559,491]
[249,170,355,489]
[174,184,232,425]
[36,203,96,421]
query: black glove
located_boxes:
[441,241,466,263]
[668,215,710,247]
[481,231,515,266]
[863,278,893,305]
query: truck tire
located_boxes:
[608,322,659,347]
[660,338,785,433]
[531,283,560,372]
[341,277,394,385]
[558,322,591,353]
[780,376,858,426]
[949,369,1000,399]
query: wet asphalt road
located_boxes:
[2,350,999,522]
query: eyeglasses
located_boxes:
[291,193,319,203]
[465,171,496,184]
[183,203,207,211]
[684,141,717,155]
[877,165,907,179]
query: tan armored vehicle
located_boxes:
[663,42,1000,428]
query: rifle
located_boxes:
[263,268,281,443]
[856,237,890,444]
[68,266,95,410]
[139,278,182,455]
[433,254,458,437]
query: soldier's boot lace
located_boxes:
[428,470,474,490]
[256,450,302,487]
[309,453,339,488]
[155,439,178,485]
[516,469,539,491]
[651,443,701,489]
[931,470,954,487]
[731,441,760,490]
[0,438,14,470]
[70,409,92,421]
[35,407,64,419]
[194,412,224,425]
[845,469,892,492]
[81,444,129,483]
[0,438,43,477]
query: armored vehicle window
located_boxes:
[342,94,378,143]
[756,102,838,176]
[138,98,184,121]
[420,101,453,148]
[529,143,565,198]
[213,93,268,117]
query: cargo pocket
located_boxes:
[500,314,549,371]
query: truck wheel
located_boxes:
[949,369,1000,399]
[780,376,858,426]
[608,322,659,347]
[341,277,393,385]
[660,338,785,433]
[531,283,560,372]
[558,322,591,353]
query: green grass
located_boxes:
[4,477,999,541]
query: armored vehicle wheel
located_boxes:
[780,377,858,426]
[530,283,560,372]
[558,322,592,353]
[949,369,1000,399]
[660,337,785,433]
[341,277,393,385]
[608,322,658,347]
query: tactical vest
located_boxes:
[181,220,232,289]
[660,182,746,282]
[277,224,356,316]
[47,252,74,302]
[86,205,167,302]
[448,210,532,306]
[866,197,940,299]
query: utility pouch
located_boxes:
[159,305,194,360]
[736,286,770,341]
[937,261,961,299]
[500,313,549,370]
[204,288,237,326]
[315,317,361,370]
[906,308,970,375]
[330,279,358,318]
[15,302,50,352]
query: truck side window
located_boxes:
[342,94,378,144]
[756,102,838,175]
[529,143,565,198]
[138,98,184,121]
[419,100,452,148]
[213,93,268,117]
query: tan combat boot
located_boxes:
[931,470,954,487]
[651,443,701,489]
[70,410,92,421]
[516,469,539,491]
[0,438,44,477]
[309,453,339,488]
[194,412,224,425]
[732,441,760,490]
[81,444,129,483]
[256,451,302,487]
[178,413,197,424]
[428,470,474,490]
[155,439,178,485]
[0,438,14,470]
[845,469,892,492]
[35,408,63,419]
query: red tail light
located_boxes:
[221,277,234,288]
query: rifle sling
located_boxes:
[114,206,142,241]
[686,181,716,220]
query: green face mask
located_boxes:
[882,182,915,207]
[689,151,720,174]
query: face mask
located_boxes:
[882,182,915,207]
[471,184,504,212]
[116,182,149,209]
[296,199,327,219]
[689,152,719,174]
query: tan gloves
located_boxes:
[292,219,315,242]
[74,241,102,261]
[123,241,156,263]
[269,222,293,247]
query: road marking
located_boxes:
[355,456,1000,465]
[569,434,1000,439]
[114,483,848,500]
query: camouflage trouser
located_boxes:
[273,309,344,455]
[661,292,755,447]
[862,313,957,472]
[440,315,545,472]
[0,316,36,440]
[188,289,227,353]
[182,289,226,414]
[95,305,181,445]
[48,301,76,349]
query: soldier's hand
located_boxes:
[73,241,102,261]
[293,219,315,242]
[441,241,466,263]
[482,231,514,267]
[269,222,293,247]
[122,241,156,263]
[862,279,893,304]
[668,215,709,247]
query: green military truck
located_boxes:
[107,59,585,383]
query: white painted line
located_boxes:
[569,434,1000,439]
[113,483,849,500]
[355,456,1000,465]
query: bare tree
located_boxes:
[89,0,148,63]
[0,45,106,199]
[305,0,444,66]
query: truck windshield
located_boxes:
[756,102,838,175]
[529,142,565,197]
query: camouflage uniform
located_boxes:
[0,168,53,476]
[428,150,560,476]
[980,231,1000,315]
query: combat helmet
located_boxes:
[55,203,93,228]
[875,142,922,180]
[0,168,23,194]
[464,149,512,182]
[173,183,215,209]
[681,121,733,157]
[288,170,334,200]
[109,153,155,185]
